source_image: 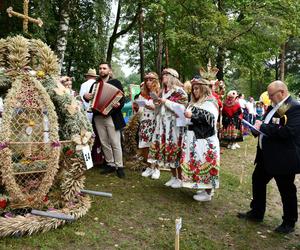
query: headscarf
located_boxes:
[224,90,238,107]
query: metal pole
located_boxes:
[80,189,112,198]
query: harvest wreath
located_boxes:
[0,36,93,237]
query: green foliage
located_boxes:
[1,0,300,97]
[0,1,24,37]
[123,0,300,97]
[118,73,140,97]
[0,0,111,91]
[63,0,111,90]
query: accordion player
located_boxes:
[88,80,124,115]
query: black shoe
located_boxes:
[98,162,107,169]
[274,222,295,234]
[100,165,115,175]
[237,211,263,222]
[116,168,125,178]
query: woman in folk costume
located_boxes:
[220,90,243,149]
[138,72,161,178]
[148,68,188,186]
[180,77,220,201]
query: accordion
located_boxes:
[89,81,124,115]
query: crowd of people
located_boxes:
[78,64,224,202]
[0,59,298,236]
[76,62,300,234]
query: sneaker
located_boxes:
[193,191,212,201]
[227,144,232,149]
[197,189,214,196]
[231,144,236,150]
[141,167,154,177]
[151,169,160,179]
[165,177,176,186]
[170,178,182,188]
[196,190,206,195]
[234,143,240,149]
[116,168,125,178]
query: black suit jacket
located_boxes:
[88,78,126,130]
[255,96,300,175]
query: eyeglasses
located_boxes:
[268,90,282,98]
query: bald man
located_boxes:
[238,81,300,234]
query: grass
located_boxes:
[0,136,299,250]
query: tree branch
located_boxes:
[106,0,140,63]
[223,22,256,46]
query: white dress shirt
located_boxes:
[79,79,96,122]
[79,79,96,110]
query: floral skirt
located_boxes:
[220,123,243,142]
[148,116,185,169]
[181,131,220,189]
[138,118,156,148]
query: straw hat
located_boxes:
[85,68,98,77]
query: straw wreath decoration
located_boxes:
[0,36,93,237]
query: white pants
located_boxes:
[94,115,123,168]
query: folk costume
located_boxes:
[138,72,161,178]
[138,95,156,148]
[147,69,188,184]
[148,87,188,167]
[181,96,220,190]
[220,90,243,149]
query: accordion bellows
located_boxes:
[91,81,123,115]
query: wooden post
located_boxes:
[175,218,182,250]
[23,0,29,32]
[7,0,43,33]
[240,144,247,184]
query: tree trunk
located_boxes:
[279,42,286,81]
[165,42,169,68]
[138,4,144,82]
[250,68,253,96]
[275,56,279,80]
[106,0,139,64]
[56,1,70,74]
[216,47,225,80]
[106,0,122,64]
[156,32,163,76]
[216,0,225,80]
[66,57,72,76]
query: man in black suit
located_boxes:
[84,62,126,178]
[238,80,300,234]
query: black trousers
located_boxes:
[250,161,298,226]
